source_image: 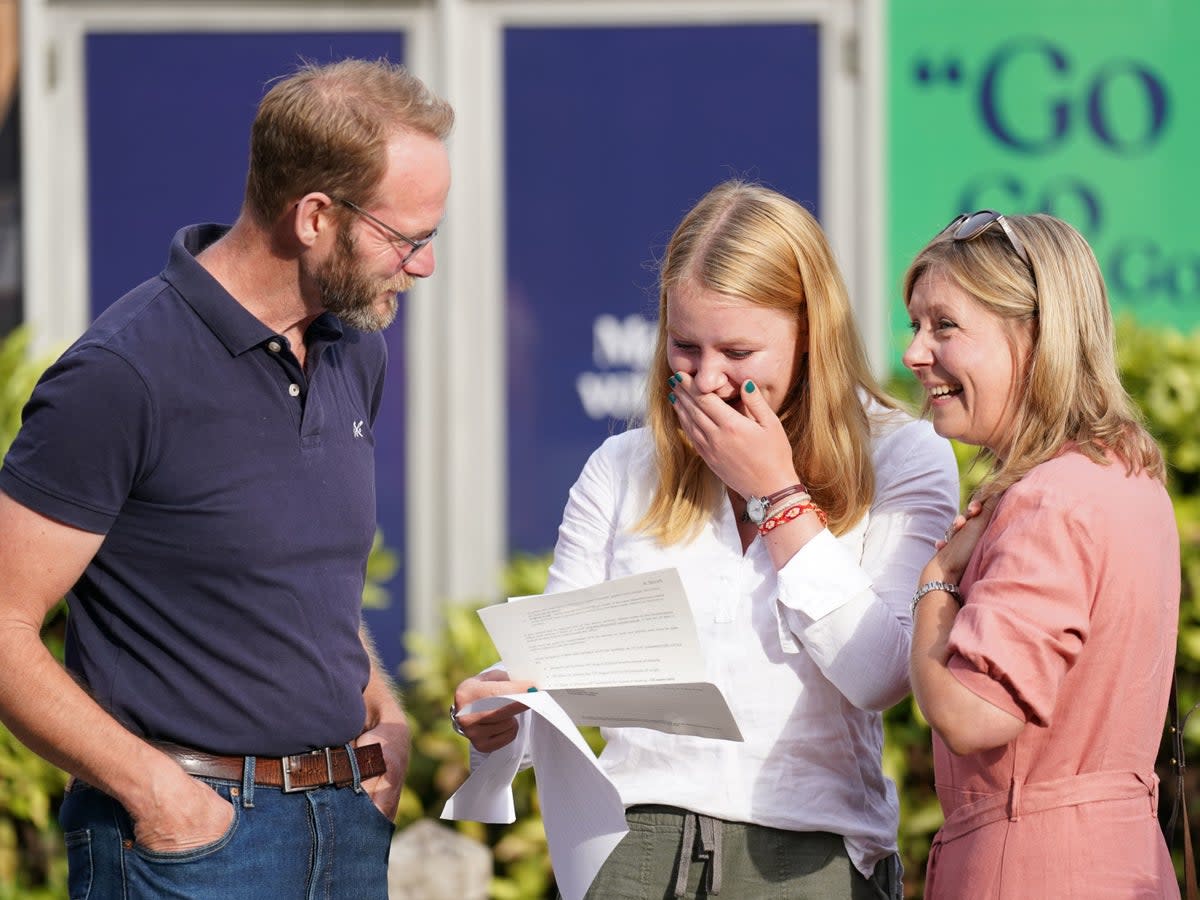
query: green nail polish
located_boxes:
[669,392,677,404]
[745,381,756,393]
[526,686,538,693]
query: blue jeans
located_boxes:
[59,761,394,899]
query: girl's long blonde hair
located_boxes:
[902,212,1164,502]
[637,181,898,543]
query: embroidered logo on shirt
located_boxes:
[353,420,365,438]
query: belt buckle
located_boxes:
[281,747,336,793]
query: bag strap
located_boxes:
[1168,672,1199,900]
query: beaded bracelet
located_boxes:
[909,581,962,617]
[763,492,813,520]
[758,498,828,535]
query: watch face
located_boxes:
[747,496,769,524]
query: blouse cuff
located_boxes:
[774,529,873,652]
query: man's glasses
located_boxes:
[333,197,437,265]
[940,209,1031,269]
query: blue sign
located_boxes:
[504,23,823,553]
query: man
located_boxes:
[0,59,452,897]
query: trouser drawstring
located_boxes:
[673,813,722,897]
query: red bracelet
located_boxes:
[758,499,828,535]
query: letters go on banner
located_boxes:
[887,0,1200,359]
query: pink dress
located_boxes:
[925,451,1180,899]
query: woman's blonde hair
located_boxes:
[902,212,1164,501]
[638,181,898,543]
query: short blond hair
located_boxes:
[902,212,1164,500]
[638,181,898,543]
[244,58,454,225]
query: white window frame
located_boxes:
[19,0,885,637]
[429,0,884,628]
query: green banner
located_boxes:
[888,0,1199,361]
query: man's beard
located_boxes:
[315,227,414,332]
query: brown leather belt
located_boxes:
[155,741,386,793]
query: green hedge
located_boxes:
[0,329,68,900]
[1,317,1197,898]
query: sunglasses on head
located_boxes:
[939,209,1031,268]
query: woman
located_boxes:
[903,210,1180,898]
[457,181,958,898]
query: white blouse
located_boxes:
[539,404,958,876]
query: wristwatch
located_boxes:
[744,483,807,524]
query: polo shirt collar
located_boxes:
[164,224,346,357]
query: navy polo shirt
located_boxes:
[0,225,386,756]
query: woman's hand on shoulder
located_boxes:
[452,670,537,753]
[668,374,797,498]
[927,497,995,585]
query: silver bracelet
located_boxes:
[449,703,467,737]
[910,580,961,617]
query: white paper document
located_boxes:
[441,568,743,900]
[478,567,742,741]
[441,690,628,900]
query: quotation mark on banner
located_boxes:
[914,57,963,87]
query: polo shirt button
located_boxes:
[288,383,300,397]
[267,340,283,353]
